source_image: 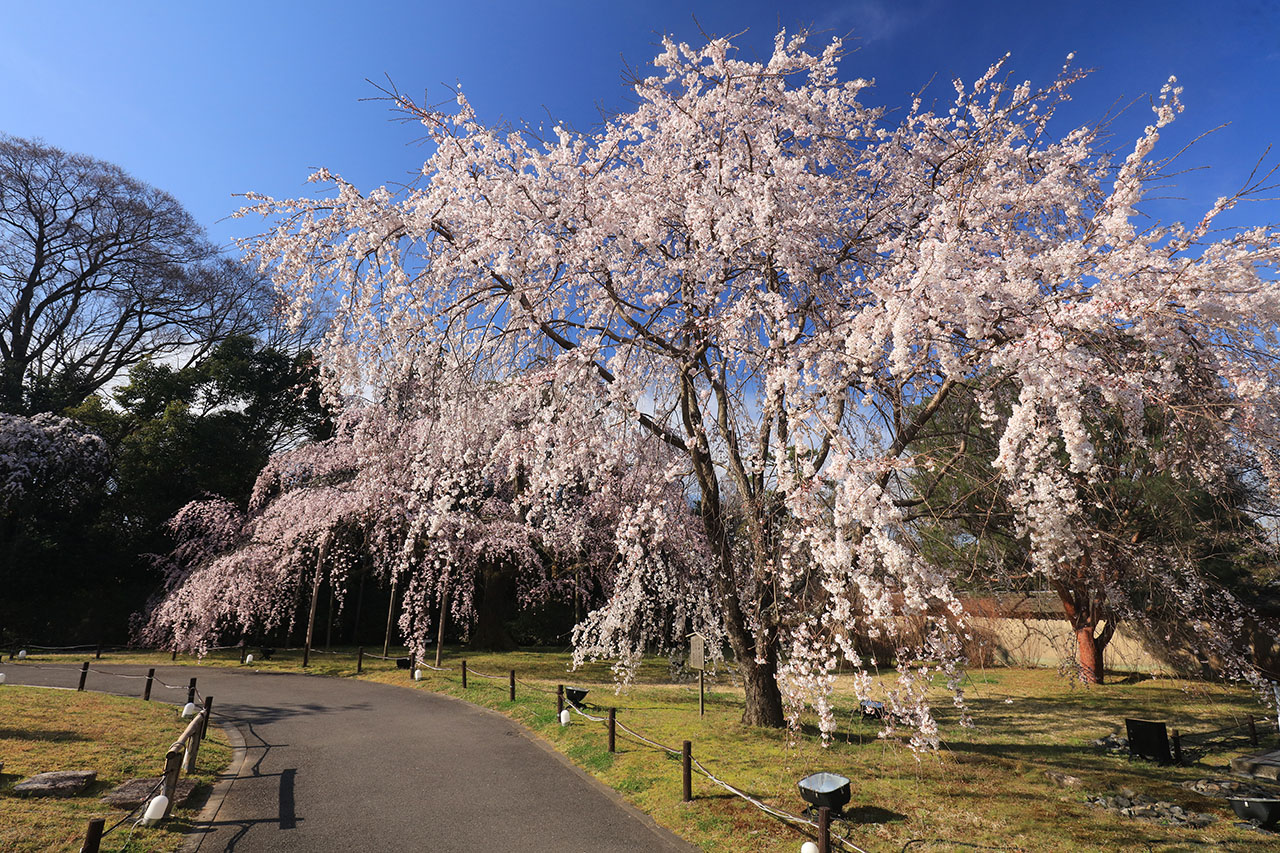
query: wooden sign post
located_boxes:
[689,632,706,716]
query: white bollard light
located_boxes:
[413,669,422,681]
[0,672,6,684]
[181,702,198,718]
[141,794,169,826]
[801,843,820,853]
[559,709,570,726]
[17,650,26,660]
[245,654,254,665]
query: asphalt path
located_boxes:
[4,662,695,852]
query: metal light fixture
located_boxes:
[797,772,851,815]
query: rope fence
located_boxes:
[9,643,1279,853]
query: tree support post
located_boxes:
[303,534,330,669]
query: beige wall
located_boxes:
[969,617,1169,673]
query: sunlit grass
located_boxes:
[0,686,231,853]
[17,646,1280,851]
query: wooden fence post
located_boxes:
[162,748,182,817]
[143,668,155,701]
[184,724,202,774]
[509,669,516,702]
[682,740,692,802]
[1171,729,1183,764]
[186,678,197,705]
[239,643,247,664]
[171,648,177,661]
[77,662,89,691]
[608,708,616,753]
[818,806,831,853]
[462,660,467,689]
[1250,718,1259,746]
[557,684,564,716]
[357,647,364,674]
[95,643,102,660]
[80,817,105,853]
[201,696,213,738]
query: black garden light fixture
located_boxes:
[1229,797,1280,829]
[797,772,851,815]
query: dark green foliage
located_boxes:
[1,336,332,644]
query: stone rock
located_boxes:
[1231,749,1280,782]
[101,777,198,809]
[1045,770,1083,788]
[13,770,96,797]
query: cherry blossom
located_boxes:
[225,31,1279,736]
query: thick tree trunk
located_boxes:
[1075,623,1106,685]
[738,643,785,727]
[470,560,518,651]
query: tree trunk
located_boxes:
[470,559,518,651]
[1075,623,1107,685]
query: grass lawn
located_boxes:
[0,685,231,853]
[15,645,1280,851]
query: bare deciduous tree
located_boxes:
[0,135,267,414]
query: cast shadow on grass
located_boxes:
[0,727,91,742]
[841,805,906,824]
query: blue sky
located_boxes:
[3,1,1277,250]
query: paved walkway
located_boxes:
[5,663,694,852]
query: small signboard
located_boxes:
[689,632,705,671]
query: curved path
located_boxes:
[5,663,694,852]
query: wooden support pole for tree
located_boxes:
[144,668,155,701]
[462,660,467,689]
[509,669,516,702]
[608,708,616,753]
[818,806,831,853]
[357,647,364,674]
[81,817,105,853]
[303,533,330,669]
[77,661,88,691]
[682,740,692,802]
[382,575,398,658]
[435,577,450,668]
